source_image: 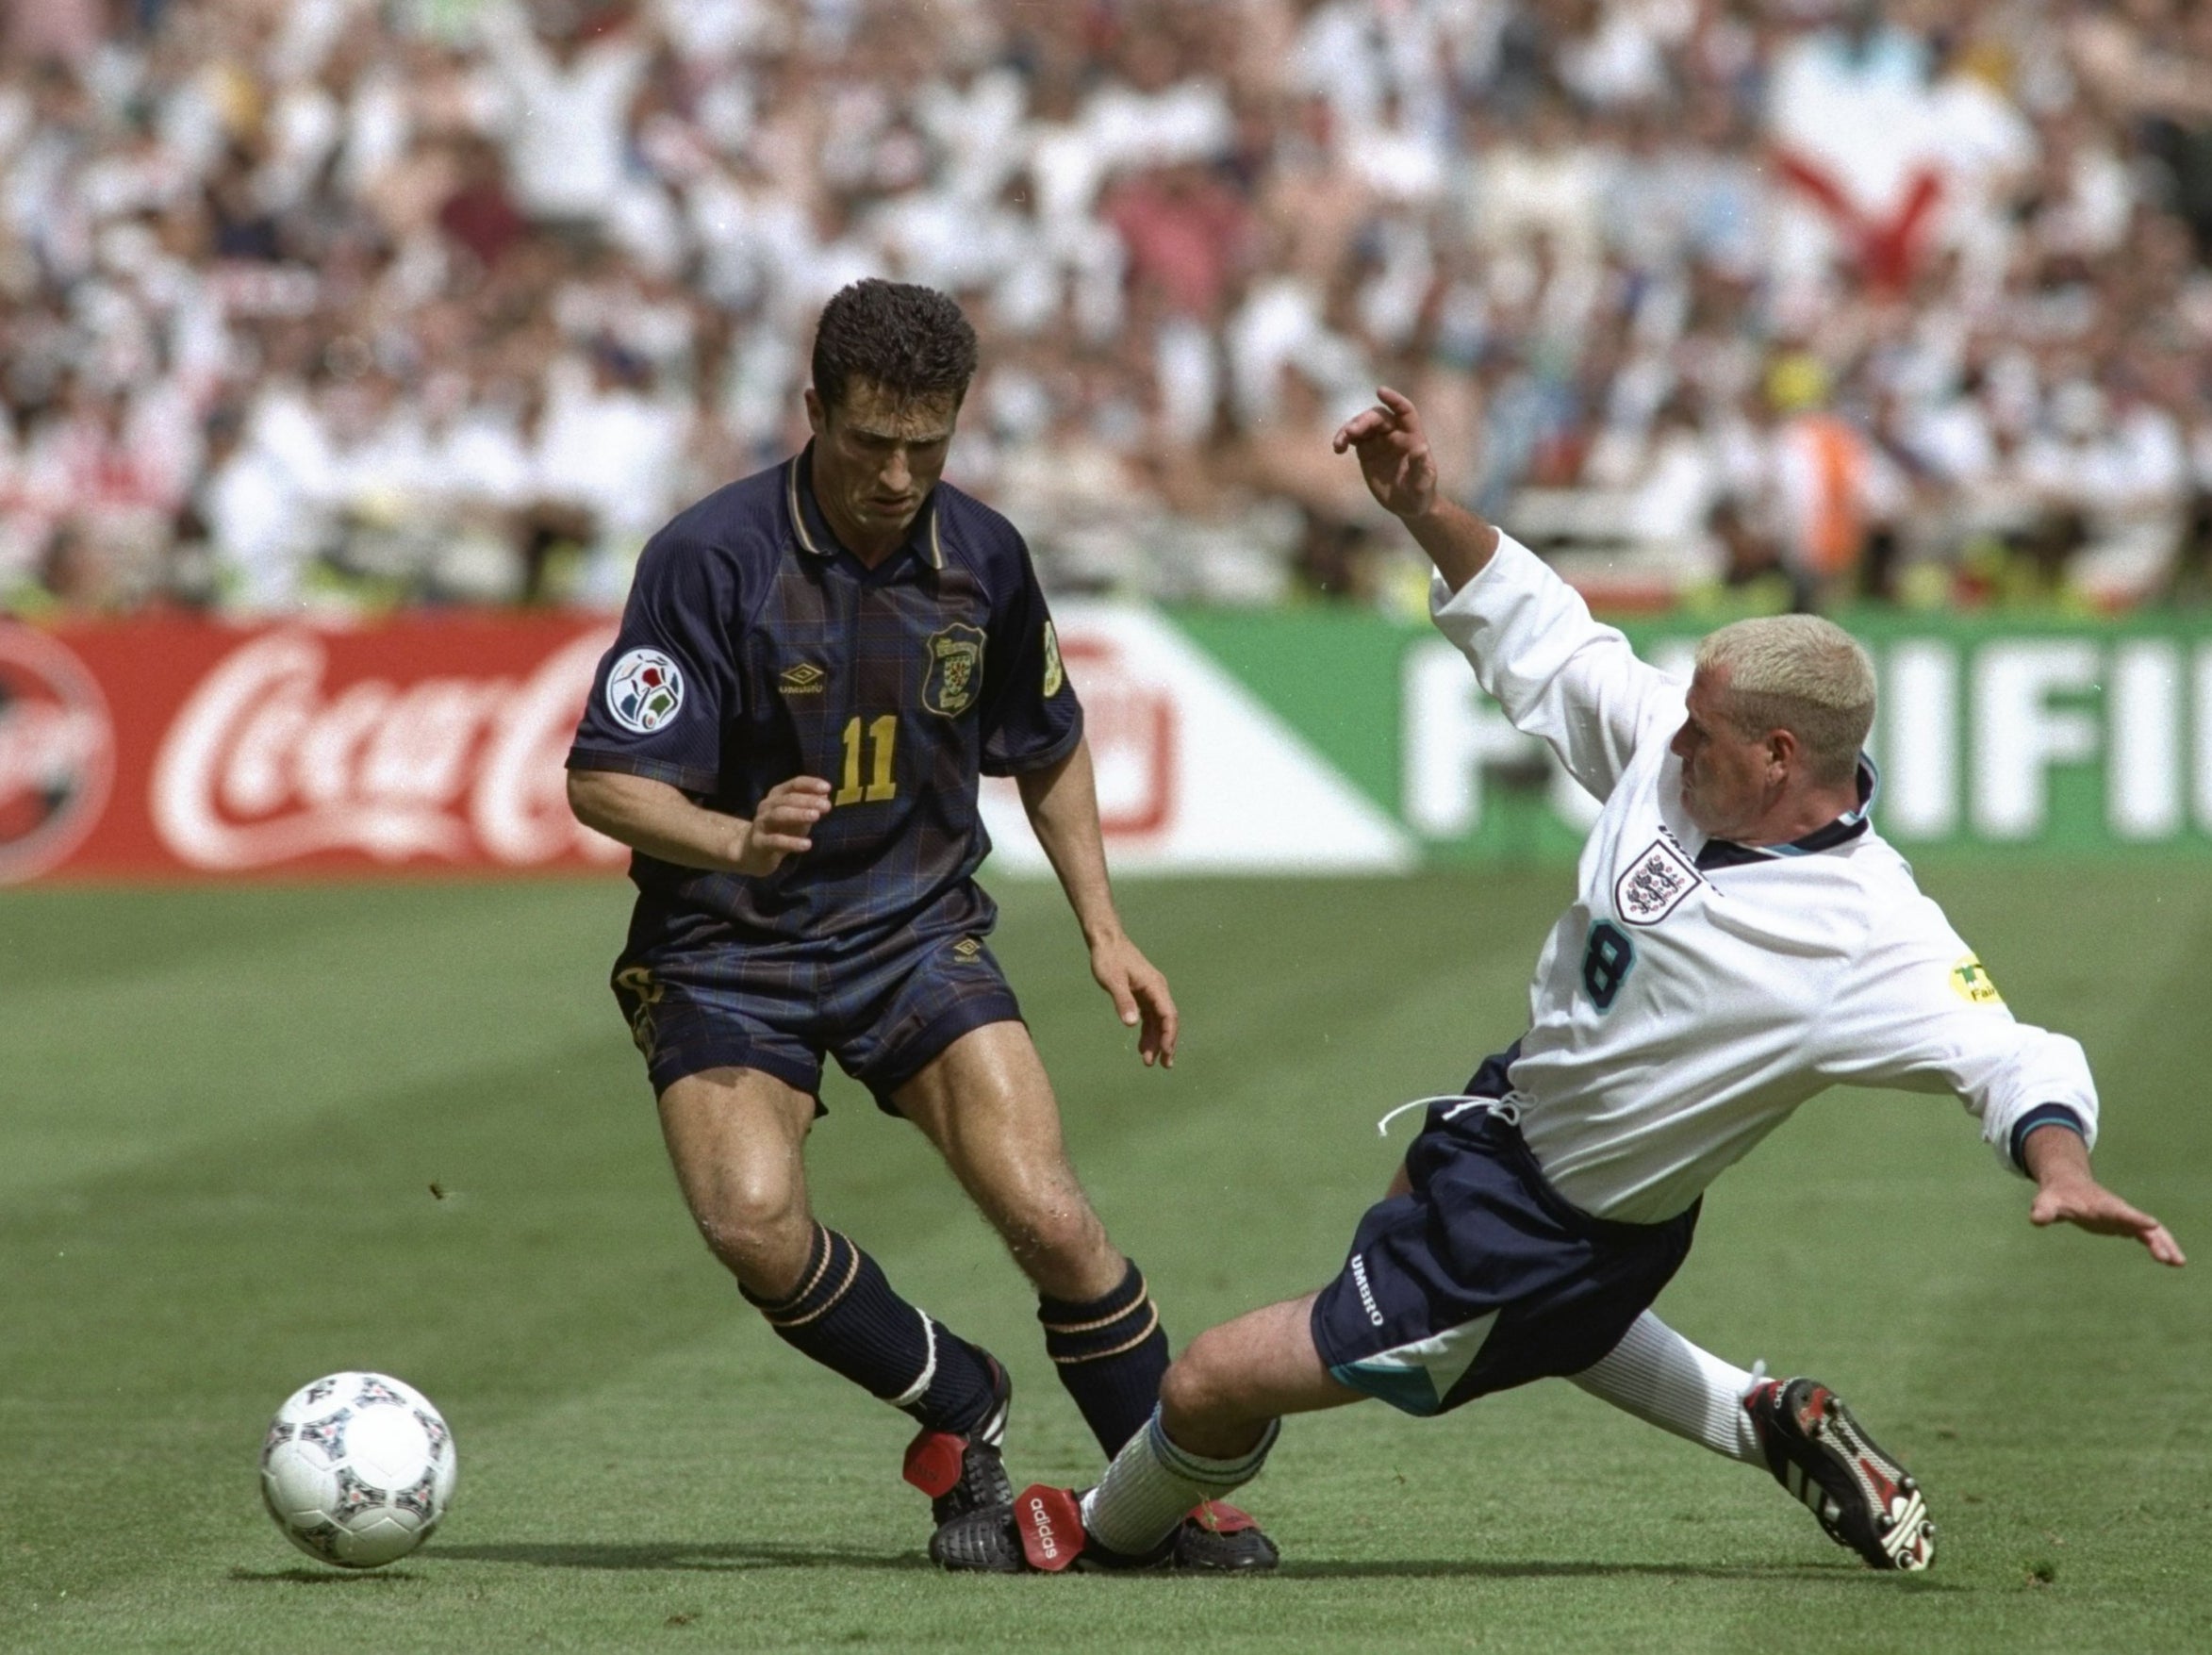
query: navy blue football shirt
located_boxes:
[569,446,1083,955]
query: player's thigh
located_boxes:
[895,1019,1081,1210]
[656,1066,820,1282]
[1164,1294,1362,1446]
[894,1021,1117,1283]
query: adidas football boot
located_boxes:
[930,1486,1170,1574]
[930,1486,1279,1574]
[926,1499,1030,1574]
[902,1356,1015,1526]
[1746,1376,1935,1571]
[1170,1500,1279,1571]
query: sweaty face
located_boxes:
[804,379,960,554]
[1671,667,1777,840]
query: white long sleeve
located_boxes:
[1816,885,2099,1173]
[1428,534,1684,803]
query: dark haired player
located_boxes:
[566,279,1274,1568]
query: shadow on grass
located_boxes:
[1286,1558,1964,1590]
[431,1541,931,1574]
[419,1545,1963,1590]
[228,1567,424,1585]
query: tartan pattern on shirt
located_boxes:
[570,451,1082,967]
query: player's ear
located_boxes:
[803,387,827,437]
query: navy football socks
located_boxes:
[743,1224,999,1438]
[1038,1259,1171,1455]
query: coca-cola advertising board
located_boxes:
[0,616,626,882]
[0,606,1411,885]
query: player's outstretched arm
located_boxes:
[1015,738,1178,1068]
[2022,1123,2186,1266]
[1332,387,1500,592]
[567,770,832,876]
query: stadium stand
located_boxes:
[1,0,2209,617]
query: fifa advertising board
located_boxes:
[1165,607,2212,864]
[4,607,2210,885]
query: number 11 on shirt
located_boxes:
[836,715,899,804]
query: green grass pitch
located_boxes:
[4,866,2210,1653]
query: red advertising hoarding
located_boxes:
[3,604,1414,885]
[0,617,624,884]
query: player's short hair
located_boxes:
[811,279,978,418]
[1694,615,1875,786]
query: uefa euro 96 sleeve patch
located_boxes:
[606,649,685,734]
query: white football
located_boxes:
[260,1372,457,1568]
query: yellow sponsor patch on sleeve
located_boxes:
[1041,621,1065,698]
[1950,954,2004,1005]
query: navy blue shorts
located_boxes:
[1312,1101,1699,1417]
[610,930,1024,1113]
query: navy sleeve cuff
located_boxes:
[981,704,1085,778]
[2009,1104,2087,1175]
[566,748,721,796]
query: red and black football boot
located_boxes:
[901,1356,1015,1526]
[929,1485,1171,1575]
[1746,1376,1935,1571]
[1170,1500,1279,1571]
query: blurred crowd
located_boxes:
[4,0,2212,619]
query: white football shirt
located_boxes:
[1431,536,2098,1224]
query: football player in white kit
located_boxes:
[932,388,2187,1578]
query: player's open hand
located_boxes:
[1332,387,1439,521]
[2031,1177,2187,1266]
[734,776,833,875]
[1090,933,1178,1068]
[2022,1122,2184,1266]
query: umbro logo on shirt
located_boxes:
[779,663,827,695]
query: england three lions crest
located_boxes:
[923,624,986,717]
[1614,837,1701,926]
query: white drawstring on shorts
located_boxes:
[1374,1093,1522,1138]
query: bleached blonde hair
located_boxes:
[1694,615,1875,786]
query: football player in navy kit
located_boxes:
[566,279,1273,1568]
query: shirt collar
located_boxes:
[1694,753,1878,872]
[786,443,945,571]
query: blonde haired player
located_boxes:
[933,387,2184,1577]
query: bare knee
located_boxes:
[658,1069,818,1296]
[993,1188,1114,1297]
[695,1172,812,1294]
[1159,1331,1267,1454]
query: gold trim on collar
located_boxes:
[789,452,942,567]
[786,459,826,556]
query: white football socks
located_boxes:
[1567,1310,1764,1465]
[1080,1408,1279,1557]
